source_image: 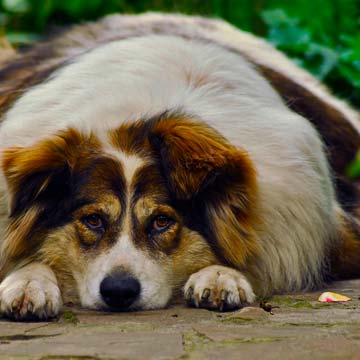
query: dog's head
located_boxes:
[0,114,258,310]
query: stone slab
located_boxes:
[0,279,360,359]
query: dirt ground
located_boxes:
[0,279,359,360]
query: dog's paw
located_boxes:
[184,265,255,311]
[0,263,62,320]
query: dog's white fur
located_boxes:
[0,263,61,319]
[74,151,171,310]
[77,234,172,310]
[0,18,344,314]
[185,265,256,309]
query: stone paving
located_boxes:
[1,279,360,359]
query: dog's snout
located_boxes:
[100,273,140,310]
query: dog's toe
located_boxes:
[184,265,255,311]
[0,265,62,321]
[0,278,61,320]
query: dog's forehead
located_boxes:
[103,149,146,189]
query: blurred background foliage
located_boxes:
[0,0,359,175]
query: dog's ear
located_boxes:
[0,129,99,276]
[149,118,260,267]
[149,118,256,200]
[1,129,99,217]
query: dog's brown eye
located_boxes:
[153,215,171,231]
[83,214,104,231]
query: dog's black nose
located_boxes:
[100,273,140,310]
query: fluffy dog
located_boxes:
[0,13,359,320]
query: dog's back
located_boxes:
[1,13,359,184]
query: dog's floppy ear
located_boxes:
[1,129,99,216]
[0,129,100,276]
[149,118,256,200]
[149,117,260,267]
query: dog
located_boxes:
[0,13,359,320]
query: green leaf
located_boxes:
[339,46,360,65]
[0,12,7,27]
[261,9,298,27]
[261,9,312,52]
[268,25,311,50]
[59,0,103,18]
[305,43,338,79]
[338,62,360,88]
[5,30,39,44]
[2,0,30,13]
[346,155,360,178]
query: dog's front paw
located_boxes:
[0,263,62,320]
[184,265,255,311]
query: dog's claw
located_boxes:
[185,287,194,303]
[27,301,33,313]
[11,299,19,311]
[201,288,211,301]
[220,289,227,302]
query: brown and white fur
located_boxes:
[0,13,359,320]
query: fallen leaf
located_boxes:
[318,291,351,303]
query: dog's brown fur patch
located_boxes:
[0,206,41,278]
[331,209,360,278]
[2,128,101,203]
[111,115,260,268]
[0,129,125,276]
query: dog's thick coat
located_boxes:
[0,13,359,320]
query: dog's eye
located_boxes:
[83,214,104,231]
[152,215,171,231]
